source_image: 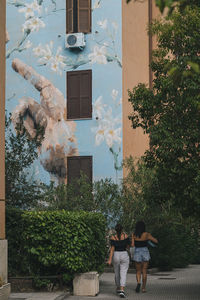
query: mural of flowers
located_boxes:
[18,0,42,19]
[92,92,122,182]
[6,0,62,59]
[88,45,108,65]
[93,0,102,10]
[33,41,65,75]
[6,0,123,183]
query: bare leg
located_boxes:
[135,262,142,283]
[142,261,149,292]
[135,262,142,292]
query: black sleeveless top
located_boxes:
[110,237,131,251]
[134,240,148,248]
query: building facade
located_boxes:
[4,0,160,189]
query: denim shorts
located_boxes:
[133,247,150,262]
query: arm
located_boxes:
[107,245,115,265]
[131,233,135,247]
[148,233,158,244]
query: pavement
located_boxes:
[9,264,200,300]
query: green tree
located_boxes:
[5,113,45,209]
[128,4,200,218]
[126,0,199,15]
[42,175,122,227]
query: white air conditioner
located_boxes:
[65,33,86,49]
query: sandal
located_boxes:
[135,283,141,293]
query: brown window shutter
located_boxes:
[67,156,92,184]
[67,70,92,119]
[80,156,92,182]
[80,70,92,118]
[67,157,81,184]
[66,0,74,33]
[78,0,91,33]
[67,72,80,119]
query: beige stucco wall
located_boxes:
[122,0,160,175]
[122,0,149,168]
[0,0,6,239]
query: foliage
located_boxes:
[41,174,93,211]
[128,5,200,219]
[5,113,45,209]
[6,209,106,280]
[121,158,200,269]
[150,222,200,270]
[126,0,200,15]
[42,175,122,227]
[6,208,27,276]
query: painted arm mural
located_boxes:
[12,58,78,183]
[6,0,123,184]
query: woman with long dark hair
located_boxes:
[131,221,158,293]
[107,223,130,298]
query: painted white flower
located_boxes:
[112,21,118,31]
[50,60,61,74]
[30,0,42,14]
[111,89,118,101]
[33,43,45,56]
[104,127,121,148]
[19,0,42,19]
[38,42,53,64]
[22,17,45,32]
[91,104,122,148]
[88,45,107,65]
[93,96,106,120]
[24,40,32,49]
[97,19,107,29]
[91,122,106,146]
[19,5,35,19]
[54,46,65,69]
[93,0,101,9]
[103,108,121,129]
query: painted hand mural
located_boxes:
[11,58,78,183]
[6,0,123,184]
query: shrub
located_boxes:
[149,222,200,270]
[6,209,106,280]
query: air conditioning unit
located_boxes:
[65,33,86,49]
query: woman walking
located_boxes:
[132,221,158,293]
[107,223,131,298]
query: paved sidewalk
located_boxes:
[9,265,200,300]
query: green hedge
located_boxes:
[6,209,106,279]
[149,223,200,270]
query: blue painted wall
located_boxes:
[6,0,122,184]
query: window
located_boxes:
[67,156,92,184]
[67,70,92,119]
[66,0,91,33]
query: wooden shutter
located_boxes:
[67,70,92,119]
[67,156,80,185]
[66,0,73,33]
[78,0,91,33]
[67,71,80,119]
[80,156,92,182]
[67,156,92,184]
[80,70,92,118]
